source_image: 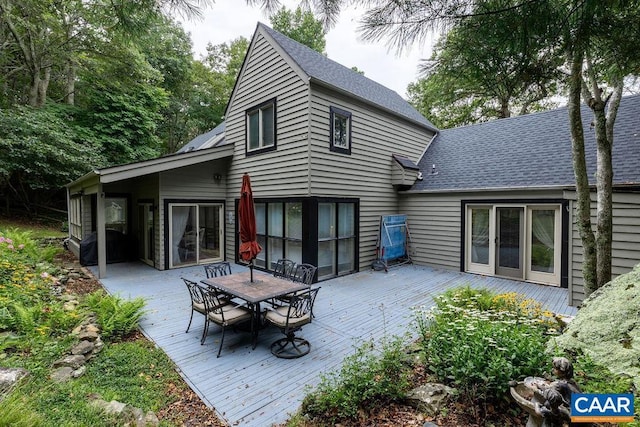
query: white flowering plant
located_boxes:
[415,286,554,402]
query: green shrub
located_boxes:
[416,287,552,402]
[83,291,145,340]
[301,336,412,424]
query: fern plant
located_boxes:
[83,291,146,340]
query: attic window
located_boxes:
[246,98,276,155]
[330,106,352,155]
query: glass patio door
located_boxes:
[169,203,223,268]
[466,204,561,285]
[318,202,356,280]
[137,203,154,266]
[526,207,561,284]
[495,207,524,279]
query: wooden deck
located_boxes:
[92,263,577,426]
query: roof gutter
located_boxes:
[399,182,640,194]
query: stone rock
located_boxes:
[78,330,100,341]
[423,423,439,427]
[53,354,86,369]
[144,411,160,426]
[72,366,87,378]
[105,400,128,415]
[63,301,79,311]
[85,324,100,334]
[125,406,145,426]
[548,263,640,389]
[71,340,95,355]
[405,383,456,417]
[93,337,104,352]
[51,367,74,383]
[0,367,28,394]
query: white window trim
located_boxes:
[466,205,494,275]
[465,203,562,286]
[526,205,561,285]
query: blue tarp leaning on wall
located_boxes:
[375,215,412,271]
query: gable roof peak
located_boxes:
[256,22,437,132]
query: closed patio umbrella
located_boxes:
[238,173,262,282]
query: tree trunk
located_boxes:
[28,70,40,107]
[589,96,612,290]
[592,82,622,289]
[567,51,597,297]
[65,59,76,105]
[37,65,50,107]
[498,99,511,118]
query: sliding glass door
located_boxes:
[137,203,154,266]
[169,203,224,268]
[466,204,561,285]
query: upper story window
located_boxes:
[246,98,276,155]
[330,106,352,155]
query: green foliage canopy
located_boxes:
[269,6,326,53]
[0,105,103,211]
[407,0,562,127]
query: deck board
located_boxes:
[92,263,577,426]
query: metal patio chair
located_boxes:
[264,287,320,359]
[204,261,232,278]
[182,277,212,337]
[275,263,318,313]
[201,285,254,357]
[290,263,317,286]
[273,258,296,280]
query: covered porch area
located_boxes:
[93,262,577,426]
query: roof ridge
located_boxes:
[257,22,438,132]
[440,93,640,133]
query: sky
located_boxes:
[179,0,435,98]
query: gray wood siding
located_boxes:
[309,86,435,269]
[159,161,228,268]
[223,32,310,261]
[565,190,640,304]
[399,189,566,270]
[400,194,461,269]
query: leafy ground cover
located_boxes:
[0,223,224,426]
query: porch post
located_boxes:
[96,183,107,278]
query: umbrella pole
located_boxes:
[250,259,254,282]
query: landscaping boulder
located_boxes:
[548,263,640,387]
[405,383,456,417]
[0,367,28,397]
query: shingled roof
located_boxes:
[259,23,437,132]
[176,122,226,153]
[411,94,640,192]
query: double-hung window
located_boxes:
[330,106,352,155]
[246,98,276,154]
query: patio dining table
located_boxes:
[201,270,308,347]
